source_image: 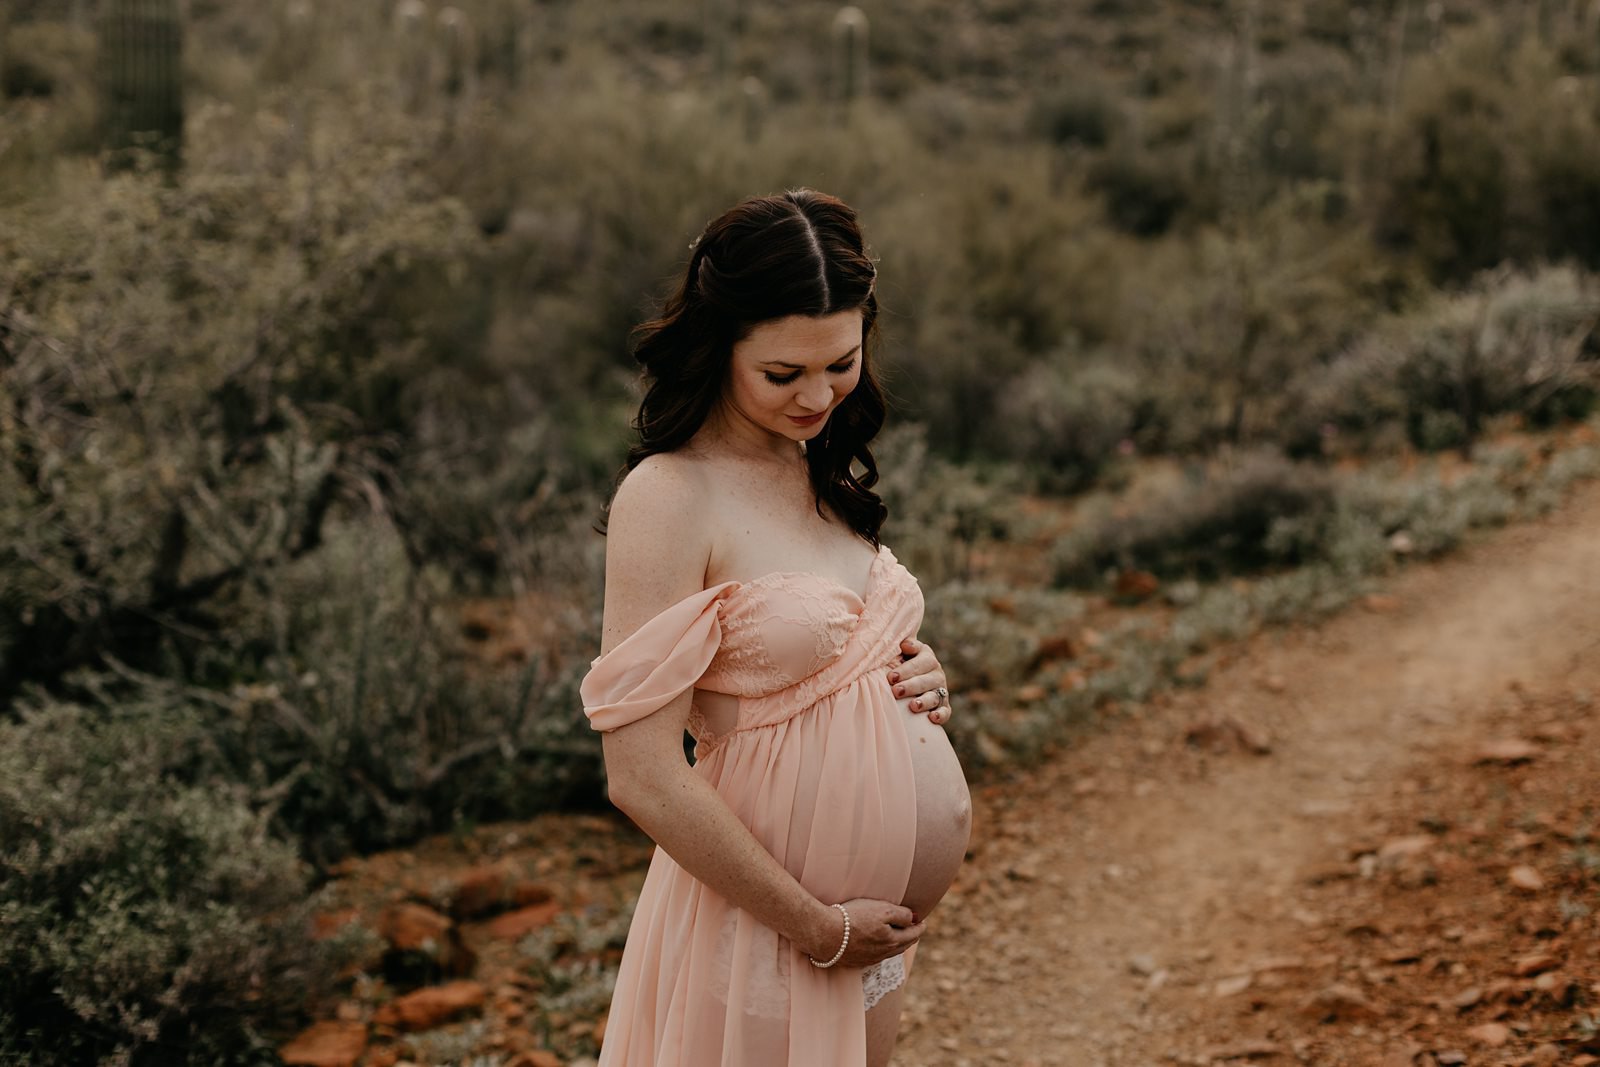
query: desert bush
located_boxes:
[174,517,602,863]
[1365,28,1600,280]
[0,84,618,868]
[874,423,1026,586]
[1339,461,1520,558]
[1142,185,1399,448]
[1027,82,1117,149]
[1086,146,1193,237]
[0,692,335,1066]
[990,351,1146,493]
[1287,265,1600,456]
[1052,448,1340,585]
[0,18,94,100]
[920,582,1089,692]
[0,95,489,701]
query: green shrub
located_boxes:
[991,352,1145,493]
[1365,27,1600,280]
[1086,147,1191,237]
[1,20,95,100]
[920,581,1089,691]
[1287,264,1600,455]
[1052,448,1340,585]
[0,694,333,1066]
[875,423,1027,587]
[186,518,604,864]
[1027,82,1116,148]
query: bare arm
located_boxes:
[598,458,921,965]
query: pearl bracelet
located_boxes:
[808,903,850,968]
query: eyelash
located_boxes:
[763,359,856,386]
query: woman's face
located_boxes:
[721,311,864,444]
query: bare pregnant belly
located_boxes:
[900,704,971,919]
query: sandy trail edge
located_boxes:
[895,477,1600,1066]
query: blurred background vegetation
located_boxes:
[3,0,1600,1060]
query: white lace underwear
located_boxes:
[861,954,906,1012]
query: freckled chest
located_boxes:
[710,460,860,566]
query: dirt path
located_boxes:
[895,478,1600,1066]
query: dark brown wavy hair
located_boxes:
[610,188,889,544]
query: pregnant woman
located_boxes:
[581,189,972,1066]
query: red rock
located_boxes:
[1377,835,1434,860]
[279,1021,368,1067]
[484,901,562,940]
[1512,952,1559,976]
[1028,633,1078,668]
[506,1053,562,1067]
[1361,593,1401,614]
[1214,974,1253,997]
[310,908,362,942]
[1473,739,1541,764]
[1509,864,1545,892]
[372,981,486,1032]
[1249,956,1307,973]
[1185,715,1272,755]
[1016,683,1048,703]
[378,902,452,951]
[377,900,475,977]
[448,864,516,919]
[1196,1040,1281,1060]
[1465,1022,1510,1046]
[1113,569,1160,601]
[365,1049,401,1067]
[1378,1045,1424,1067]
[1300,983,1381,1021]
[1304,863,1356,885]
[512,882,555,907]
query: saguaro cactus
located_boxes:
[740,74,768,142]
[832,5,868,104]
[704,0,735,84]
[479,1,531,89]
[435,6,474,99]
[394,0,431,111]
[98,0,184,169]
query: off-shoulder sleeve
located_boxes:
[580,582,739,732]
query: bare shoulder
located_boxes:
[607,452,712,540]
[600,453,714,653]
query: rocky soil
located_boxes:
[283,468,1600,1067]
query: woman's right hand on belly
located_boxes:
[812,898,925,969]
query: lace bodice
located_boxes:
[700,570,869,696]
[586,543,919,756]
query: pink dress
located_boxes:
[580,543,923,1066]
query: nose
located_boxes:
[796,378,832,412]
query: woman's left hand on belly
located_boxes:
[888,636,953,726]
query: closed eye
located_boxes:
[764,358,857,386]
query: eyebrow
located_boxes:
[759,345,861,370]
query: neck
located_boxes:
[695,402,808,469]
